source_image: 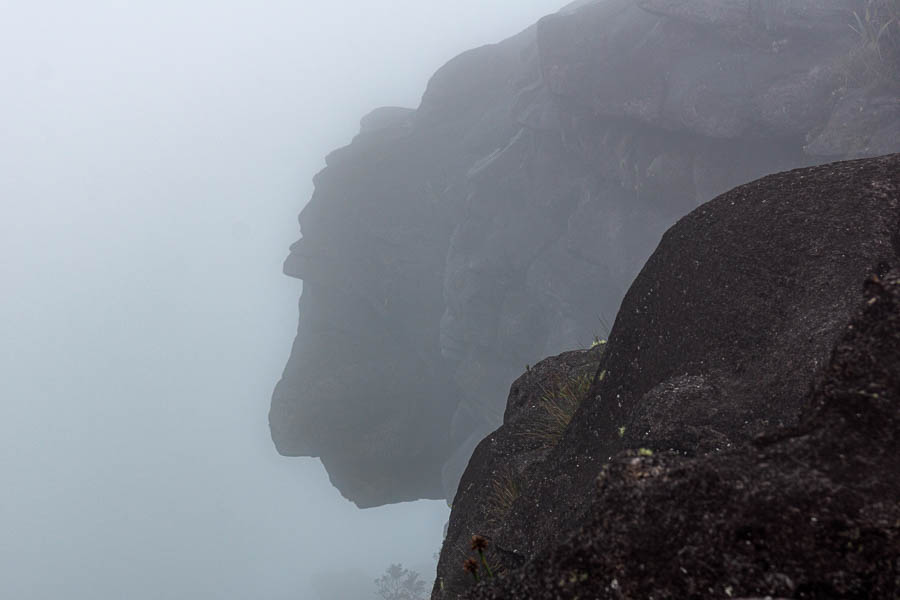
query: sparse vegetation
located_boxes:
[374,564,427,600]
[524,372,594,447]
[487,467,521,524]
[470,535,494,579]
[461,536,499,585]
[846,0,900,86]
[462,557,480,583]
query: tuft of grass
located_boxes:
[524,373,594,447]
[487,467,520,524]
[845,0,900,86]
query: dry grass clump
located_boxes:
[524,372,594,447]
[487,467,521,524]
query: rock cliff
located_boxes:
[435,154,900,598]
[467,263,900,598]
[270,0,900,506]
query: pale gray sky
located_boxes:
[0,1,565,599]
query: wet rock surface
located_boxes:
[436,346,605,595]
[435,154,900,598]
[271,0,900,505]
[461,265,900,599]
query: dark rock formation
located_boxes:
[434,154,900,598]
[463,267,900,600]
[271,0,900,506]
[269,26,540,507]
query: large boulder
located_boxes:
[271,0,900,505]
[434,154,900,597]
[464,263,900,600]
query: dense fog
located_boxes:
[0,1,565,598]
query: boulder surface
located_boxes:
[462,266,900,600]
[435,154,900,598]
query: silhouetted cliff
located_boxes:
[271,0,900,507]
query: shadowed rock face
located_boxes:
[269,28,540,507]
[463,264,900,600]
[271,0,900,506]
[434,154,900,598]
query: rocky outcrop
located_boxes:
[271,0,900,506]
[462,267,900,600]
[433,154,900,598]
[269,25,540,507]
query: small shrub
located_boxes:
[374,564,427,600]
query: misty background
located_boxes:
[0,1,565,598]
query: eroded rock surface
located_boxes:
[271,0,900,505]
[435,154,900,598]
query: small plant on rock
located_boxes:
[462,535,498,585]
[462,557,480,583]
[846,0,900,85]
[470,535,494,579]
[487,467,521,525]
[524,372,594,447]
